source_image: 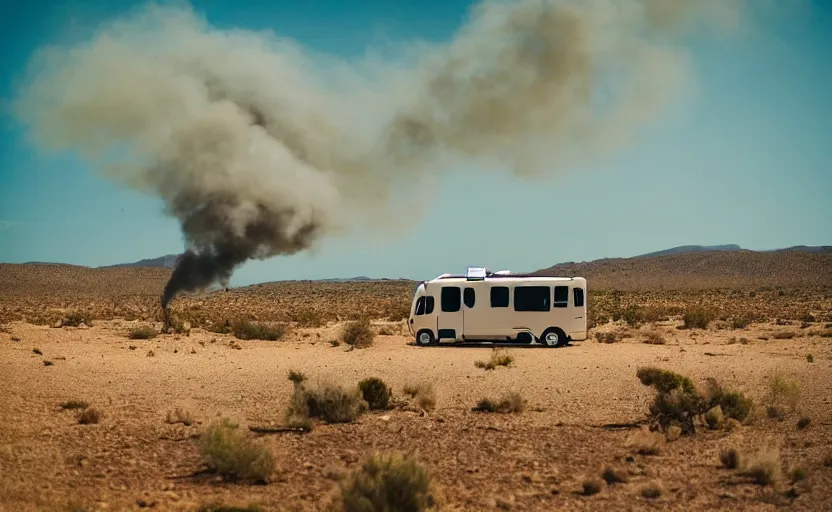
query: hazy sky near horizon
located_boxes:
[0,0,830,284]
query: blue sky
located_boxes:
[1,0,830,284]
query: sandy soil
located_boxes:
[1,320,831,512]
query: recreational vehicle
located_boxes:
[407,267,587,347]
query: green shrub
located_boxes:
[338,451,438,512]
[358,377,392,410]
[197,419,274,482]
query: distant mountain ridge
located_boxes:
[99,254,182,269]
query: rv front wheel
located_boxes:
[540,327,566,348]
[416,329,436,346]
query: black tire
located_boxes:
[416,329,437,346]
[540,327,567,348]
[515,332,533,344]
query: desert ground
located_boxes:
[1,260,831,512]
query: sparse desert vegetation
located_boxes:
[1,262,831,510]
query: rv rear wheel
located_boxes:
[540,327,566,348]
[416,329,436,346]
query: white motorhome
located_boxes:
[408,267,587,347]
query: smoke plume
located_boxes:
[12,0,754,306]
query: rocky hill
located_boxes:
[533,250,832,289]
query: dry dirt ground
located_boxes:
[2,316,831,512]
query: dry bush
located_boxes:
[773,331,796,340]
[231,319,287,341]
[643,330,666,345]
[60,400,89,410]
[628,429,665,456]
[766,373,800,418]
[720,449,740,469]
[293,308,324,328]
[358,377,392,410]
[796,416,811,430]
[594,331,619,344]
[702,378,754,423]
[341,318,375,348]
[472,392,525,414]
[128,326,157,340]
[288,380,367,425]
[581,479,603,496]
[166,407,195,426]
[738,445,782,486]
[601,466,629,484]
[682,306,716,329]
[806,353,814,363]
[823,453,832,468]
[731,315,755,329]
[197,418,275,483]
[402,382,436,412]
[337,451,439,512]
[474,348,514,370]
[287,370,307,385]
[77,408,102,425]
[61,310,93,327]
[612,305,645,328]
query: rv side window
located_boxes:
[514,286,551,312]
[425,296,435,314]
[573,288,585,308]
[463,288,476,308]
[415,297,426,316]
[441,286,461,312]
[554,286,569,308]
[490,286,509,307]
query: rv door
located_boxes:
[437,286,463,341]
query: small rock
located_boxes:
[11,336,20,342]
[163,491,179,500]
[303,462,314,470]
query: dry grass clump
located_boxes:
[796,416,811,430]
[127,325,157,340]
[337,451,439,512]
[682,306,716,329]
[61,310,93,327]
[765,373,801,419]
[292,308,324,328]
[287,369,307,385]
[286,379,367,426]
[594,331,619,344]
[628,429,665,455]
[471,392,525,414]
[166,407,195,426]
[474,348,514,370]
[77,408,102,425]
[643,330,666,345]
[231,319,287,341]
[738,445,782,486]
[731,315,755,329]
[720,448,740,469]
[402,382,436,412]
[197,419,274,483]
[704,405,725,430]
[341,318,375,348]
[358,377,392,411]
[822,453,832,468]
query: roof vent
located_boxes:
[466,266,487,280]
